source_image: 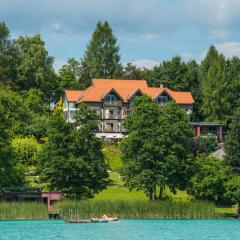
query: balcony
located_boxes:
[103,114,128,119]
[103,101,122,107]
[103,128,121,133]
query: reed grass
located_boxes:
[55,200,222,219]
[0,202,48,220]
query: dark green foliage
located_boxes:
[0,104,25,187]
[13,35,57,103]
[121,96,193,200]
[187,156,230,202]
[224,176,240,209]
[58,58,81,91]
[38,105,108,198]
[80,21,122,88]
[224,110,240,174]
[0,86,30,135]
[0,22,19,86]
[21,89,50,139]
[200,46,230,122]
[146,57,202,121]
[147,56,190,90]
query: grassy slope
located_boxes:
[97,144,190,201]
[96,144,233,215]
[102,143,124,171]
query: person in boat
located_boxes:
[101,214,118,221]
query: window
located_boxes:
[157,96,168,105]
[64,101,67,109]
[69,111,75,120]
[106,94,118,101]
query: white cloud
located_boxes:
[185,0,240,39]
[215,42,240,58]
[201,42,240,60]
[132,59,159,69]
[1,0,240,41]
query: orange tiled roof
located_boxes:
[65,90,84,102]
[92,79,148,88]
[65,79,194,104]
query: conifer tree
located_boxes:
[80,21,122,88]
[200,45,230,122]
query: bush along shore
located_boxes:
[0,202,48,220]
[55,200,222,220]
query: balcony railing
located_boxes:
[103,128,120,133]
[103,101,122,107]
[103,114,127,119]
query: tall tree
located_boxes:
[224,110,240,174]
[185,60,202,121]
[80,21,122,88]
[38,105,108,198]
[200,45,230,122]
[0,22,19,86]
[58,58,81,91]
[121,96,193,200]
[226,57,240,120]
[13,35,57,103]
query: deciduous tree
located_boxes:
[121,96,193,200]
[38,105,108,198]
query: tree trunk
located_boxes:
[149,189,153,201]
[159,186,164,200]
[153,186,157,201]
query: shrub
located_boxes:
[12,136,41,166]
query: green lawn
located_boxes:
[94,186,147,201]
[99,144,190,202]
[102,144,124,171]
[98,143,233,216]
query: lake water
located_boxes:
[0,219,239,240]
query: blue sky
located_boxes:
[1,0,240,70]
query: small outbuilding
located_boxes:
[190,122,224,142]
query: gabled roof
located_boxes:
[101,88,124,101]
[127,88,143,101]
[167,90,194,104]
[65,90,84,102]
[65,79,194,105]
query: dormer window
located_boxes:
[103,90,122,106]
[106,94,118,102]
[157,96,168,105]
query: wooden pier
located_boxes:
[64,209,92,224]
